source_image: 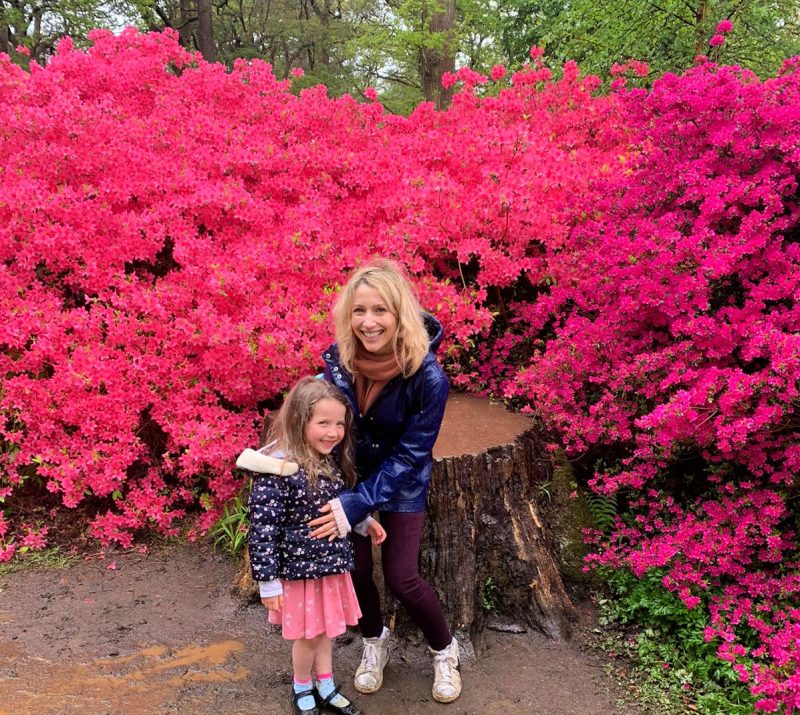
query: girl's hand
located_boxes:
[367,520,387,545]
[261,594,283,611]
[308,502,339,541]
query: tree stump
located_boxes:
[385,393,576,645]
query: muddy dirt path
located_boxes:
[0,543,630,714]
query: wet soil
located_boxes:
[0,543,631,715]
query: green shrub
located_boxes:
[598,568,754,715]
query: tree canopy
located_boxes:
[4,0,800,110]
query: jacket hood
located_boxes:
[423,312,444,353]
[236,448,299,475]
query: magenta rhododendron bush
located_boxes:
[484,61,800,712]
[2,26,800,711]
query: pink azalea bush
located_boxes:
[0,29,624,550]
[483,60,800,712]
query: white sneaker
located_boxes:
[429,637,462,703]
[354,627,390,694]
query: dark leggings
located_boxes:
[351,511,452,651]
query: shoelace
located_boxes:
[433,653,456,680]
[361,643,379,671]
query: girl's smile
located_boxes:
[350,285,398,355]
[305,398,346,456]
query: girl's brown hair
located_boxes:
[333,259,430,377]
[264,377,356,488]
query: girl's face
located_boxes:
[350,284,398,355]
[305,398,347,456]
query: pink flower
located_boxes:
[456,66,487,85]
[363,86,378,101]
[15,45,30,57]
[56,37,74,54]
[717,19,733,34]
[21,527,48,550]
[441,72,457,89]
[0,544,16,562]
[529,46,544,59]
[709,34,725,47]
[290,67,304,78]
[490,64,506,82]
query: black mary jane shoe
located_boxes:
[291,686,320,715]
[314,683,363,715]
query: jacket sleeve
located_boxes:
[247,475,286,583]
[338,368,449,525]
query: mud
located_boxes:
[0,543,630,715]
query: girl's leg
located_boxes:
[291,637,319,712]
[313,635,359,712]
[350,531,383,637]
[380,511,451,649]
[292,637,318,680]
[312,634,333,675]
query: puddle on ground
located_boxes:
[0,639,249,715]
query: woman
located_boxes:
[308,260,461,704]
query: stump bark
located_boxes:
[386,393,576,645]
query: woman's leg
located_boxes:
[351,531,390,694]
[380,511,461,703]
[350,531,383,637]
[380,511,451,650]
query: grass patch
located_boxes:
[208,494,249,558]
[0,546,78,575]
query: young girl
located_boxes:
[237,377,386,715]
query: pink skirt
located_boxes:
[268,572,362,640]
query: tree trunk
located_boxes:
[196,0,216,62]
[178,0,195,49]
[419,0,456,110]
[385,394,576,645]
[694,0,710,55]
[0,24,10,57]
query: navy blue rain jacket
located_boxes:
[322,314,450,526]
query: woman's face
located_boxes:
[350,284,398,355]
